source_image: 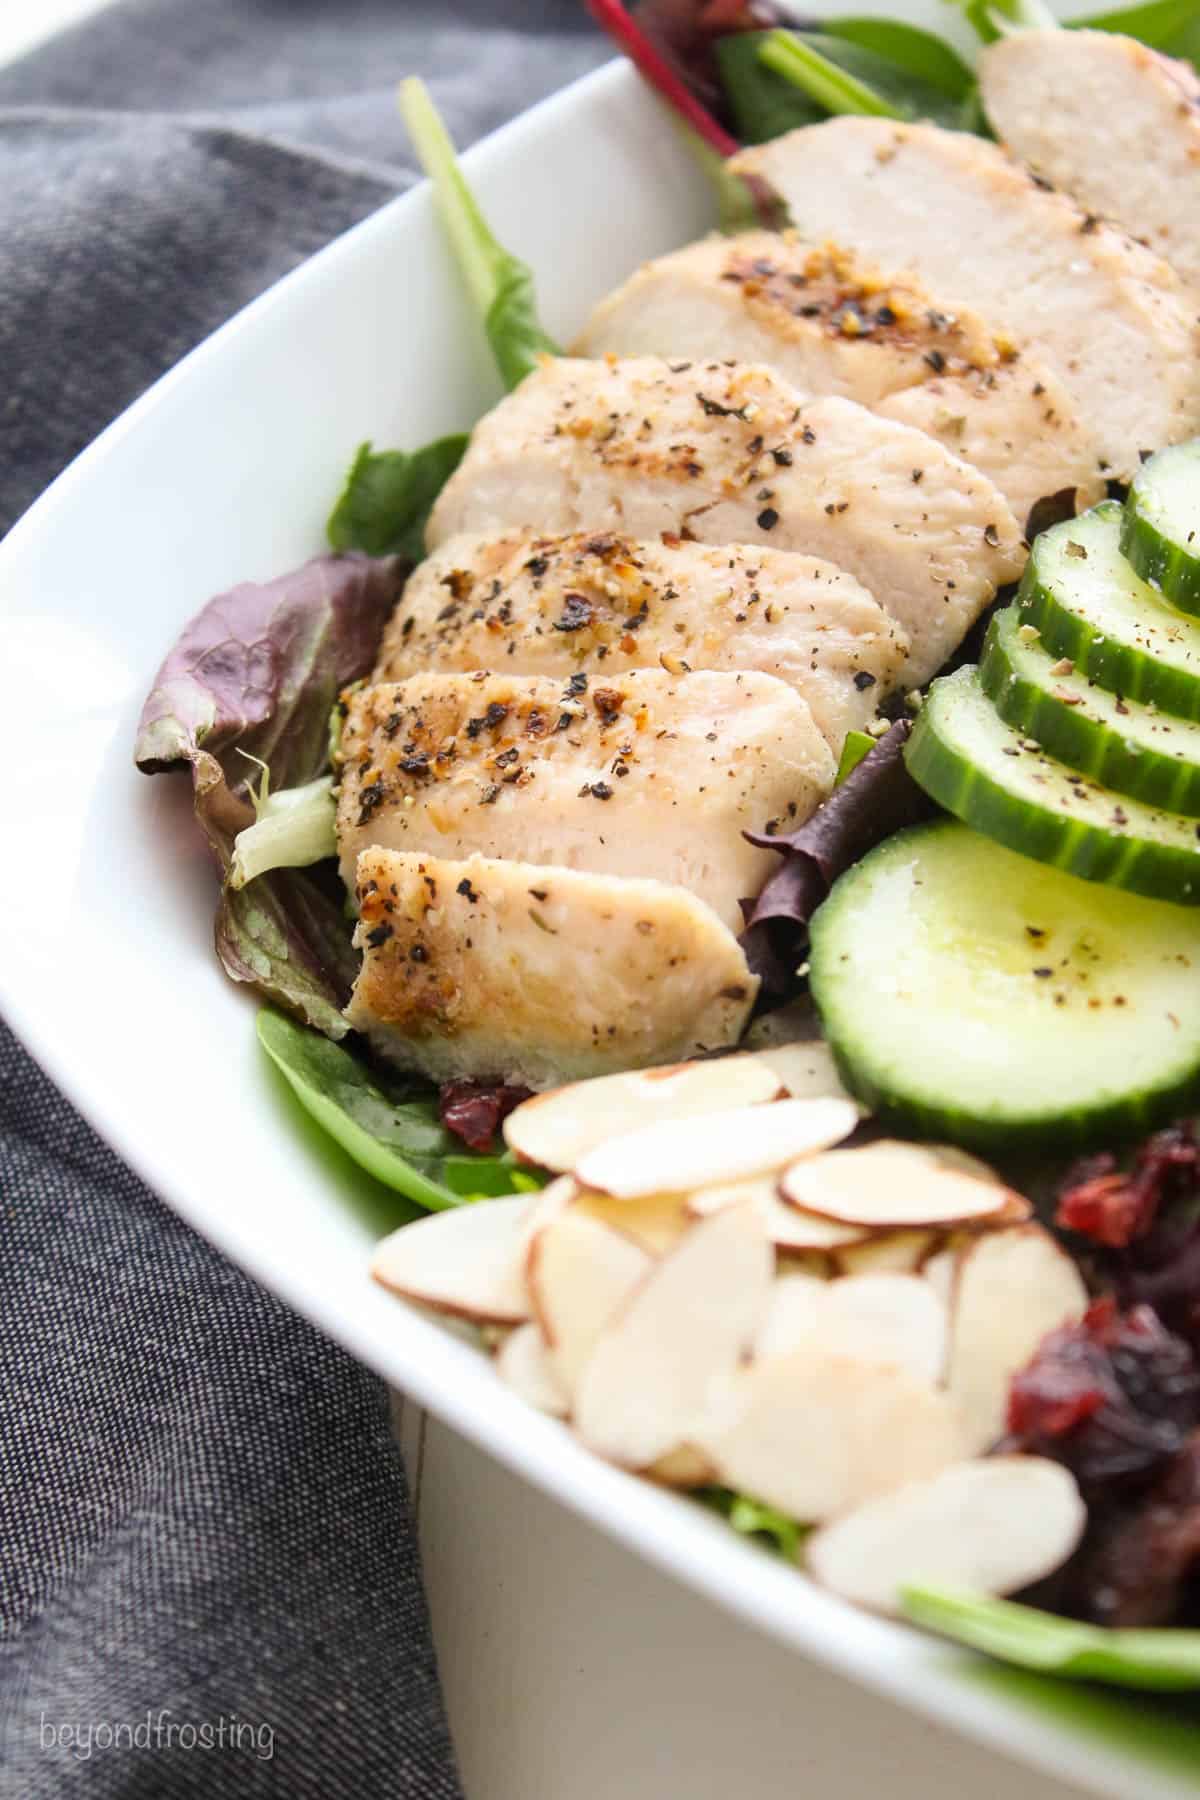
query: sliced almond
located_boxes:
[754,1272,830,1358]
[753,1273,946,1383]
[494,1322,569,1417]
[577,1188,693,1257]
[527,1210,651,1398]
[574,1201,772,1468]
[577,1097,860,1201]
[688,1177,866,1251]
[807,1456,1086,1616]
[371,1193,532,1324]
[821,1275,948,1385]
[504,1055,780,1171]
[833,1229,938,1277]
[698,1350,961,1524]
[517,1173,577,1255]
[777,1250,837,1281]
[646,1444,716,1488]
[920,1241,962,1312]
[747,1039,856,1104]
[780,1140,1018,1229]
[946,1224,1088,1455]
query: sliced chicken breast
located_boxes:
[576,231,1104,527]
[346,848,758,1086]
[337,669,832,933]
[874,374,1094,541]
[981,30,1200,291]
[373,530,909,751]
[427,357,1023,686]
[731,118,1200,478]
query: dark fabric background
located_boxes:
[0,4,604,1794]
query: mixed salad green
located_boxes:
[135,15,1200,1702]
[593,0,1200,164]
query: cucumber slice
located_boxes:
[809,819,1200,1151]
[1018,503,1200,722]
[981,605,1200,817]
[1122,441,1200,617]
[906,666,1200,905]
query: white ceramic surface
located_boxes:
[3,45,1196,1800]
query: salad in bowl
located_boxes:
[134,0,1200,1694]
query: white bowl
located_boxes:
[1,46,1192,1800]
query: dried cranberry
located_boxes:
[439,1080,532,1153]
[1057,1123,1200,1250]
[1057,1433,1200,1627]
[1057,1164,1153,1248]
[1006,1298,1200,1493]
[1056,1121,1200,1355]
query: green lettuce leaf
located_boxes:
[834,729,877,787]
[697,1487,806,1562]
[229,774,337,889]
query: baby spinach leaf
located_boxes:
[944,0,1058,41]
[326,435,468,562]
[821,18,974,99]
[400,77,559,391]
[720,31,972,140]
[716,32,826,143]
[257,1008,541,1211]
[903,1588,1200,1691]
[1077,0,1200,64]
[485,264,559,394]
[759,30,910,120]
[951,0,1200,61]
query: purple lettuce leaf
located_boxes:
[136,552,403,1033]
[739,719,936,992]
[215,865,361,1041]
[135,552,403,864]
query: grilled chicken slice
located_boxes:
[337,669,832,933]
[576,232,1104,527]
[372,531,909,751]
[346,848,758,1086]
[731,119,1200,479]
[980,30,1200,290]
[427,357,1022,686]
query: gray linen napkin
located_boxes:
[0,4,605,1794]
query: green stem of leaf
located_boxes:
[758,29,908,120]
[399,75,557,390]
[669,116,787,233]
[399,77,503,320]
